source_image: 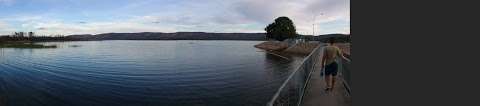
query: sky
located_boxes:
[0,0,349,35]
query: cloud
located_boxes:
[232,0,350,34]
[232,0,350,22]
[22,19,178,35]
[0,0,14,6]
[37,27,47,30]
[133,15,264,33]
[0,0,349,35]
[0,20,15,35]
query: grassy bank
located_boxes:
[254,41,289,51]
[335,43,351,57]
[254,41,352,57]
[0,42,57,48]
[254,41,319,55]
[283,42,319,55]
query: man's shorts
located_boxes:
[324,62,338,76]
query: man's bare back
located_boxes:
[321,38,351,91]
[323,45,342,65]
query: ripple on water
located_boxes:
[0,41,303,106]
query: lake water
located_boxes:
[0,40,304,106]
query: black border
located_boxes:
[355,0,480,106]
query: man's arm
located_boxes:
[321,48,326,67]
[337,47,351,62]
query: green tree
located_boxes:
[264,16,297,41]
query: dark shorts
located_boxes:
[324,62,338,76]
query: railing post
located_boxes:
[266,45,322,106]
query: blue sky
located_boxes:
[0,0,349,35]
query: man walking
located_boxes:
[321,38,351,91]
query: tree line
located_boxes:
[264,16,350,43]
[0,32,72,43]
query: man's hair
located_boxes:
[328,38,336,44]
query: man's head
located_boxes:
[328,38,336,45]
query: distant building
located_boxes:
[15,32,25,37]
[28,32,34,37]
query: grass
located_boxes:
[0,42,57,48]
[283,42,319,55]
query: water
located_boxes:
[0,40,304,106]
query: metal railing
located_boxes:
[266,45,322,106]
[338,55,352,95]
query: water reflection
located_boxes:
[0,40,305,106]
[262,51,304,85]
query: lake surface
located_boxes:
[0,40,305,106]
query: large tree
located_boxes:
[264,16,297,41]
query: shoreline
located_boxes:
[0,42,57,48]
[254,41,319,55]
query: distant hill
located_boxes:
[67,32,266,41]
[303,34,351,43]
[66,32,349,41]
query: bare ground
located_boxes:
[254,41,319,55]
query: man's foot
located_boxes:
[325,87,331,91]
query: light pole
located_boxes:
[312,14,316,36]
[312,13,324,41]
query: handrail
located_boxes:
[266,45,322,106]
[338,56,352,95]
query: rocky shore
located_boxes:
[254,41,319,55]
[254,41,351,57]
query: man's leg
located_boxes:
[325,75,330,90]
[331,75,336,89]
[326,75,333,90]
[330,62,339,90]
